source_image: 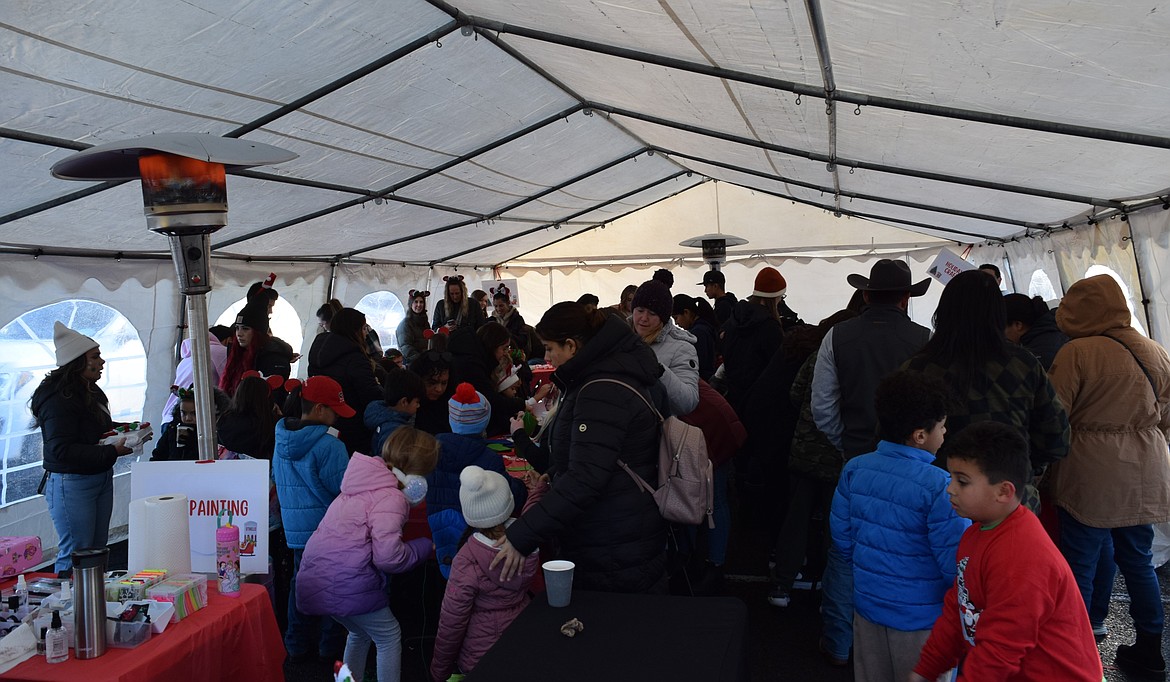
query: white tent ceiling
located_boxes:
[2,0,1169,265]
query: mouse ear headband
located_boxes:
[409,289,431,299]
[442,275,465,283]
[241,370,285,392]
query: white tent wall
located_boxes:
[0,254,178,557]
[1130,209,1170,344]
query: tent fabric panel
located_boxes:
[0,140,103,218]
[557,173,702,230]
[837,107,1170,201]
[215,200,471,258]
[444,225,574,267]
[1,183,163,252]
[501,154,684,221]
[502,36,830,151]
[399,113,646,216]
[5,1,453,105]
[823,0,1170,135]
[1129,209,1170,345]
[456,0,819,80]
[359,218,544,263]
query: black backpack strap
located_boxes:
[1102,334,1159,399]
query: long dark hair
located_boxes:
[219,325,273,394]
[535,302,607,347]
[331,307,376,373]
[915,269,1008,390]
[223,376,278,456]
[30,354,104,427]
[693,297,719,329]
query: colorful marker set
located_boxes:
[146,574,207,623]
[106,569,168,602]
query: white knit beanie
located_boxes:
[54,321,98,367]
[459,465,514,529]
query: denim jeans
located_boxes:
[1059,509,1164,636]
[773,473,833,591]
[1089,537,1116,628]
[821,543,854,659]
[45,471,113,573]
[287,548,348,657]
[334,606,402,682]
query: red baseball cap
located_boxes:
[301,375,355,418]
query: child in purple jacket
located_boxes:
[430,466,547,682]
[297,427,439,682]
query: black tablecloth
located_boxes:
[466,589,748,682]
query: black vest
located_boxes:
[831,305,930,458]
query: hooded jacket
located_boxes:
[272,417,349,548]
[1019,310,1068,371]
[308,331,383,455]
[296,453,431,617]
[505,315,667,593]
[643,320,700,416]
[1047,274,1170,527]
[161,332,228,424]
[721,300,784,414]
[429,485,547,681]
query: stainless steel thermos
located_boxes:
[71,547,109,659]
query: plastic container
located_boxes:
[106,619,152,649]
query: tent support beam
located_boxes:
[340,147,653,258]
[804,0,842,213]
[465,16,1170,150]
[655,146,1040,230]
[591,103,1126,209]
[433,171,692,264]
[214,103,586,250]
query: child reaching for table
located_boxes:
[429,466,548,682]
[296,427,439,682]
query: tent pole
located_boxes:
[1126,223,1154,335]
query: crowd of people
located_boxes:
[32,262,1169,681]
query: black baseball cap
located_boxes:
[698,270,725,286]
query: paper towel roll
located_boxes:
[127,494,192,575]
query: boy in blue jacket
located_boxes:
[273,375,353,662]
[830,370,970,682]
[364,367,426,457]
[429,382,527,579]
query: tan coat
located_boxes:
[1047,274,1170,527]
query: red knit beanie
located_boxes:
[752,267,787,298]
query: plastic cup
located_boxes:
[542,560,575,607]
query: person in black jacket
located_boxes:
[216,375,280,459]
[397,289,431,366]
[672,294,718,380]
[447,322,527,437]
[307,308,383,455]
[1004,294,1068,370]
[493,302,668,594]
[31,323,136,574]
[720,267,787,415]
[219,302,294,396]
[152,385,230,461]
[432,275,485,332]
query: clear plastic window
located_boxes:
[355,291,406,354]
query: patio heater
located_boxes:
[679,234,748,271]
[51,134,297,461]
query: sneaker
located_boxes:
[793,572,823,591]
[766,586,791,607]
[1115,636,1167,680]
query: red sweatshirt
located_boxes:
[914,505,1103,681]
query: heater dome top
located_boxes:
[678,233,748,248]
[50,133,297,181]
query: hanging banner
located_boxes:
[130,459,269,574]
[926,247,977,285]
[484,279,519,308]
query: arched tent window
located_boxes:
[215,297,304,377]
[355,291,406,353]
[0,300,146,506]
[1085,265,1147,336]
[1028,270,1059,302]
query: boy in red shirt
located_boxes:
[911,422,1103,682]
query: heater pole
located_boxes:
[185,291,218,462]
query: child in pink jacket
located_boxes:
[297,427,439,682]
[430,466,547,682]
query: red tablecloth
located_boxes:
[3,582,285,682]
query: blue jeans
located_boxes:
[1089,536,1116,628]
[1059,509,1164,636]
[334,606,402,682]
[821,543,854,659]
[708,464,731,565]
[45,471,113,573]
[287,548,348,657]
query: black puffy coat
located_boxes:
[721,300,784,415]
[1020,310,1069,371]
[447,327,525,436]
[396,311,430,366]
[307,331,383,455]
[31,382,119,475]
[506,316,667,594]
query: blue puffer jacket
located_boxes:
[429,433,526,578]
[273,418,349,549]
[830,440,970,630]
[363,401,414,458]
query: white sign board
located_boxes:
[130,459,270,574]
[926,247,977,285]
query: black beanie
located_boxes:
[632,280,673,322]
[652,268,674,289]
[235,303,270,333]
